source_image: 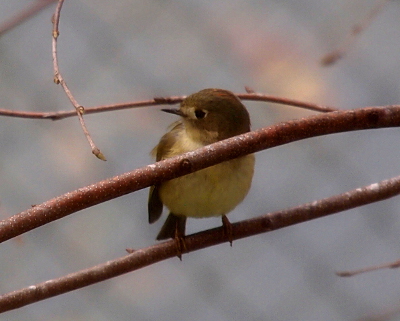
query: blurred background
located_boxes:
[1,0,400,320]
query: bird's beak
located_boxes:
[161,108,185,117]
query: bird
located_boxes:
[148,88,255,245]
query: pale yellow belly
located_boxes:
[159,154,255,218]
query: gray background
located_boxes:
[1,1,400,320]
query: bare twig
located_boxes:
[244,86,255,93]
[337,258,400,277]
[321,0,391,66]
[0,105,399,243]
[51,0,106,160]
[0,0,57,37]
[356,304,400,321]
[236,93,337,113]
[0,99,171,120]
[1,174,400,312]
[0,92,338,121]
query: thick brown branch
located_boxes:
[0,106,399,243]
[1,174,400,312]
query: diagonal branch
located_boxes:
[51,0,106,160]
[1,174,400,312]
[0,105,399,243]
[0,0,57,37]
[321,0,391,66]
[336,258,400,277]
[236,93,337,113]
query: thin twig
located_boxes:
[0,0,57,37]
[0,93,338,121]
[337,258,400,277]
[244,86,255,93]
[51,0,106,160]
[236,93,337,113]
[1,174,400,312]
[356,304,400,321]
[0,105,399,243]
[321,0,391,66]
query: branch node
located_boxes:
[52,29,59,38]
[244,86,255,94]
[180,158,192,172]
[53,74,60,84]
[92,148,107,161]
[77,106,85,115]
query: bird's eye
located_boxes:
[194,109,207,119]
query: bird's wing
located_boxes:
[148,121,183,223]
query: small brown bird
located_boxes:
[148,88,255,242]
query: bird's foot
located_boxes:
[174,227,187,261]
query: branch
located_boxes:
[1,174,400,312]
[356,304,400,321]
[0,93,337,120]
[0,105,400,243]
[337,258,400,277]
[51,0,105,160]
[237,93,337,113]
[321,0,391,66]
[0,0,57,37]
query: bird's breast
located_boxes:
[159,154,255,218]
